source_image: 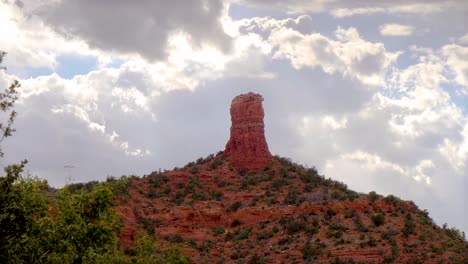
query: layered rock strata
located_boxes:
[224,92,272,170]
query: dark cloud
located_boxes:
[32,0,232,60]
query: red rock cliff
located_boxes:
[224,92,272,170]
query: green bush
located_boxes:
[302,240,322,260]
[213,226,226,236]
[226,201,243,212]
[368,191,379,202]
[371,213,385,227]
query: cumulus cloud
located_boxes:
[241,0,457,15]
[27,0,232,61]
[331,3,445,18]
[442,44,468,90]
[459,33,468,45]
[268,26,400,86]
[1,0,467,235]
[379,23,415,36]
[0,1,118,73]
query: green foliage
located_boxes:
[0,52,20,158]
[0,165,49,262]
[212,226,226,236]
[226,201,243,212]
[189,165,200,174]
[402,217,416,237]
[384,195,399,205]
[0,51,192,263]
[48,184,121,262]
[325,208,337,219]
[235,228,251,240]
[302,240,323,260]
[368,191,379,202]
[284,187,300,205]
[165,234,184,244]
[271,177,292,190]
[0,176,123,263]
[353,215,368,232]
[210,158,223,170]
[284,219,306,234]
[371,213,385,227]
[442,223,466,242]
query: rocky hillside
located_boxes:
[114,93,467,263]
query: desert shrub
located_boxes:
[226,201,243,212]
[371,213,385,227]
[381,228,399,240]
[196,154,214,164]
[368,191,379,202]
[191,189,207,201]
[249,253,267,264]
[442,224,466,242]
[213,226,226,236]
[346,191,359,201]
[148,172,170,188]
[256,230,275,240]
[236,228,251,240]
[278,236,292,245]
[198,240,215,252]
[384,195,399,205]
[302,240,323,260]
[344,208,357,219]
[271,178,292,190]
[164,234,184,243]
[360,234,377,248]
[231,219,242,227]
[325,208,337,219]
[286,220,306,234]
[284,187,300,205]
[176,181,185,189]
[210,190,223,201]
[353,215,368,232]
[417,210,433,225]
[189,165,200,174]
[303,183,314,193]
[402,218,416,237]
[210,158,223,170]
[140,217,158,236]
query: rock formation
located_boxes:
[224,92,272,170]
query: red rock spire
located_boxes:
[224,92,272,170]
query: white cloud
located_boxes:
[1,0,467,235]
[321,115,348,130]
[331,7,386,18]
[459,33,468,45]
[380,24,415,36]
[442,44,468,90]
[337,151,432,184]
[439,122,468,172]
[269,26,400,86]
[0,1,120,73]
[242,0,457,16]
[332,3,444,18]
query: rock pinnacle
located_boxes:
[224,92,272,170]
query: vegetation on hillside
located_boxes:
[0,51,466,263]
[0,51,190,263]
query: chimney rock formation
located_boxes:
[224,92,272,170]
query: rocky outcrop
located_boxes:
[224,92,272,170]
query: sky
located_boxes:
[0,0,467,233]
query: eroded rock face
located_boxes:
[224,92,272,170]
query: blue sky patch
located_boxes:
[55,54,99,79]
